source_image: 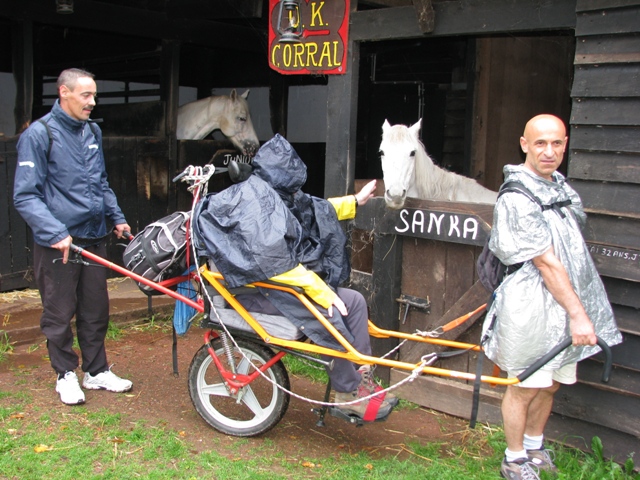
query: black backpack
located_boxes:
[123,211,190,295]
[476,181,572,293]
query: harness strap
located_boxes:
[362,392,386,422]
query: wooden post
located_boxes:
[161,39,180,211]
[12,20,34,134]
[324,2,360,198]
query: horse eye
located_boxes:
[410,150,416,158]
[238,116,247,122]
[378,150,384,158]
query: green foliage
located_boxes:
[0,331,13,363]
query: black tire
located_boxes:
[188,337,290,437]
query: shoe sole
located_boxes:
[82,383,132,393]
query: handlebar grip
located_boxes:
[123,230,133,240]
[517,336,612,384]
[172,170,188,183]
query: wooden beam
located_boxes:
[324,11,360,198]
[351,0,577,42]
[2,0,265,53]
[412,0,435,34]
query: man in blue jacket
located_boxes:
[13,68,133,405]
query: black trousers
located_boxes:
[34,242,110,376]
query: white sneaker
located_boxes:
[83,368,133,393]
[56,371,86,405]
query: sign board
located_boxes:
[268,0,350,75]
[379,207,490,247]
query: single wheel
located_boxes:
[188,336,290,437]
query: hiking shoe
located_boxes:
[83,368,133,393]
[527,445,557,472]
[358,365,399,407]
[334,387,394,421]
[56,371,86,405]
[500,457,540,480]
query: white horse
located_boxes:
[379,119,498,209]
[177,89,260,157]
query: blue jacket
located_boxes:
[13,100,126,247]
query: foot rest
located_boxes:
[325,407,391,426]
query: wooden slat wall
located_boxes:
[0,138,34,291]
[561,0,640,454]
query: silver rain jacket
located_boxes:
[481,164,622,374]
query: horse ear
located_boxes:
[382,119,391,132]
[241,89,250,99]
[409,119,422,137]
[229,89,238,101]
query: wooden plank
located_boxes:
[579,358,640,397]
[5,141,30,276]
[554,381,640,436]
[92,102,164,137]
[570,125,640,154]
[582,213,640,250]
[609,331,640,370]
[369,229,403,383]
[2,0,264,53]
[376,198,493,247]
[575,6,640,36]
[570,179,640,218]
[571,65,640,97]
[577,0,640,11]
[569,151,640,184]
[571,98,640,126]
[586,243,640,282]
[389,369,504,425]
[603,276,640,309]
[350,0,577,42]
[575,34,640,60]
[612,304,640,335]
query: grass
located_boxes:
[0,331,13,363]
[1,387,637,480]
[1,323,638,479]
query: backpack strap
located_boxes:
[37,119,53,160]
[498,180,572,218]
[36,119,99,161]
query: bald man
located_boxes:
[481,115,622,479]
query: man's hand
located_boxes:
[533,247,597,346]
[327,295,348,318]
[355,180,377,207]
[51,235,73,264]
[114,223,132,239]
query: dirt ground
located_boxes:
[0,324,473,464]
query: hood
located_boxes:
[252,134,307,195]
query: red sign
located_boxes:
[268,0,350,75]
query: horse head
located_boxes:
[379,119,423,209]
[219,89,260,157]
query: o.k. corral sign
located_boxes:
[268,0,350,75]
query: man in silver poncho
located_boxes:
[481,115,622,480]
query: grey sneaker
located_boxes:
[56,371,86,405]
[501,457,540,480]
[83,368,133,393]
[527,446,557,472]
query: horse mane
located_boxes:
[408,132,455,201]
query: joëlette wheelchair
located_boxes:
[70,165,612,437]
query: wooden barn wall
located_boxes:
[558,0,640,457]
[0,138,33,292]
[0,136,171,291]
